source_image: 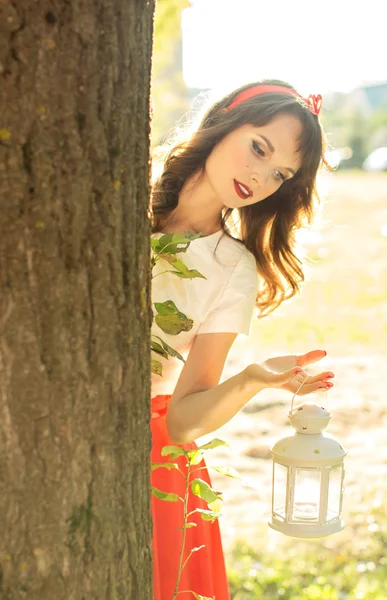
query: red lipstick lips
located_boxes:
[234,179,252,199]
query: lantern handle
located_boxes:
[290,379,329,414]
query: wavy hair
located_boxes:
[152,80,327,317]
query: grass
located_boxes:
[228,491,387,599]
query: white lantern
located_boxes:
[269,393,346,538]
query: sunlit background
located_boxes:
[182,0,386,94]
[152,2,387,597]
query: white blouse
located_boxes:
[151,229,259,397]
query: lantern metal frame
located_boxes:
[269,387,346,538]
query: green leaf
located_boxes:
[186,439,231,465]
[208,497,223,515]
[191,591,215,600]
[179,522,197,530]
[151,358,163,376]
[152,232,205,256]
[155,233,191,255]
[194,508,221,522]
[151,238,161,251]
[161,445,186,459]
[182,231,205,241]
[153,301,194,335]
[187,449,205,465]
[168,258,206,280]
[150,239,163,254]
[191,478,223,504]
[197,438,230,451]
[154,300,179,315]
[210,466,242,480]
[151,462,181,473]
[170,258,201,275]
[151,487,182,502]
[171,268,207,280]
[179,592,214,600]
[151,340,169,359]
[152,335,185,363]
[155,313,193,335]
[158,253,178,264]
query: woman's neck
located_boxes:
[160,171,224,235]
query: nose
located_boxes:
[251,167,270,188]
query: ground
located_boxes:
[198,171,387,556]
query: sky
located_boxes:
[181,0,386,96]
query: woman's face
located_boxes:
[204,113,303,208]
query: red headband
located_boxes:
[227,84,322,116]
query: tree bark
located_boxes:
[0,1,154,598]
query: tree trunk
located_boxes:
[0,1,154,598]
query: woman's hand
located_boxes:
[245,349,334,395]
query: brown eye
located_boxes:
[252,140,265,157]
[274,169,286,182]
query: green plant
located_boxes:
[152,439,242,599]
[150,231,206,376]
[151,231,244,599]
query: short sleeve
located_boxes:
[196,251,258,336]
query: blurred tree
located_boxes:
[321,92,351,149]
[322,89,387,167]
[369,108,387,149]
[152,0,191,145]
[346,111,368,168]
[0,1,153,598]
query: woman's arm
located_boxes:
[166,332,254,443]
[166,334,335,444]
[166,333,303,444]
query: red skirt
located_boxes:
[151,395,230,600]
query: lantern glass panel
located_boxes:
[327,465,343,520]
[273,462,287,517]
[292,469,321,522]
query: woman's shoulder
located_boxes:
[217,232,257,271]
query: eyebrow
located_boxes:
[259,135,296,176]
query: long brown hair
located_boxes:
[152,80,326,317]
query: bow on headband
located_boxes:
[306,94,322,116]
[227,85,323,116]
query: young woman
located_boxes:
[151,81,334,600]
